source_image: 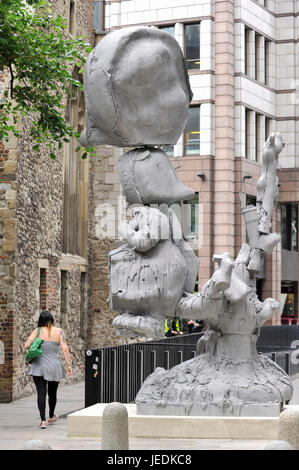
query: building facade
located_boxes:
[96,0,299,325]
[1,0,299,402]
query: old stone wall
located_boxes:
[14,120,63,398]
[12,0,95,400]
[87,146,126,348]
[0,68,18,402]
[0,0,96,402]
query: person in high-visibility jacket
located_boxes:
[165,317,183,337]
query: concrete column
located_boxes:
[262,205,281,324]
[173,22,184,158]
[109,0,121,29]
[266,0,276,11]
[103,1,110,30]
[175,22,184,53]
[256,114,265,163]
[256,35,265,83]
[245,29,255,79]
[173,22,187,158]
[235,105,246,158]
[272,206,282,324]
[214,0,235,257]
[174,134,184,158]
[266,41,276,89]
[246,109,256,161]
[200,19,213,71]
[266,117,277,136]
[200,103,214,156]
[235,22,245,74]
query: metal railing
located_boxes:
[257,325,299,352]
[85,326,299,407]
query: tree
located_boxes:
[0,0,95,159]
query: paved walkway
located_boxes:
[0,381,271,450]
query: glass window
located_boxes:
[246,196,256,244]
[184,106,200,155]
[160,145,174,156]
[282,203,298,251]
[245,108,251,159]
[69,0,75,35]
[281,282,297,320]
[94,0,105,31]
[94,1,100,31]
[282,203,288,249]
[292,204,298,251]
[170,193,199,243]
[265,39,269,85]
[245,28,251,76]
[255,33,259,81]
[265,116,271,141]
[246,195,256,206]
[63,69,88,258]
[282,292,295,317]
[159,25,175,36]
[183,192,199,241]
[185,23,200,70]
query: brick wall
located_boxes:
[0,67,17,401]
[0,0,96,402]
[87,146,126,348]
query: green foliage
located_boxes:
[0,0,96,158]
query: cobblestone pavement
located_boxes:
[0,381,271,450]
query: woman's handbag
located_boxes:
[25,327,44,363]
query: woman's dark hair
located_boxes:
[38,310,54,327]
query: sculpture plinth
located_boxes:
[80,27,293,417]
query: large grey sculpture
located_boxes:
[135,133,293,416]
[80,26,192,148]
[81,27,292,416]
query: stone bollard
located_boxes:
[22,440,52,450]
[278,407,299,450]
[264,440,294,450]
[101,402,129,450]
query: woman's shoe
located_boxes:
[39,421,47,429]
[48,415,59,424]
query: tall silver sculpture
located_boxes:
[135,133,292,416]
[81,27,293,416]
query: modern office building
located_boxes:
[94,0,299,325]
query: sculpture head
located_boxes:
[80,26,193,148]
[264,131,285,155]
[117,147,195,205]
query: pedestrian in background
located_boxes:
[188,319,204,334]
[165,317,184,337]
[24,310,72,429]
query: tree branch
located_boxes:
[8,63,14,99]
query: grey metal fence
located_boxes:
[85,326,299,407]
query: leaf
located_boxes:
[81,152,88,160]
[0,0,90,152]
[49,152,56,160]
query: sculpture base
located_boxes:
[137,402,282,417]
[67,403,285,440]
[135,353,293,417]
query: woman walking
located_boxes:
[24,310,72,429]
